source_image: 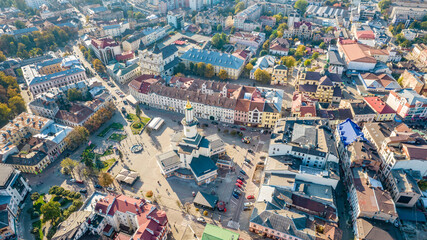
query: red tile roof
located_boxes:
[91,38,119,49]
[364,97,396,114]
[357,30,375,40]
[115,51,135,61]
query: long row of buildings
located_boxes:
[129,75,283,128]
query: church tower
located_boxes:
[182,99,198,138]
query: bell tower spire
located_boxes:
[182,97,198,138]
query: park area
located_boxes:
[98,122,123,137]
[126,113,150,135]
[80,144,117,171]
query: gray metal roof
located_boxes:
[181,48,244,70]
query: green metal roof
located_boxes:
[201,224,240,240]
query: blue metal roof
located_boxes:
[337,118,366,146]
[189,155,217,178]
[181,48,244,70]
[29,66,85,86]
[12,27,38,36]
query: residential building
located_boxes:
[195,9,228,29]
[180,48,245,80]
[296,71,342,103]
[271,65,287,85]
[260,16,276,27]
[260,103,281,128]
[269,118,339,170]
[139,44,179,77]
[51,211,92,240]
[55,104,94,127]
[33,123,73,159]
[386,169,422,208]
[234,4,262,30]
[291,92,317,117]
[358,73,401,93]
[363,97,396,121]
[399,70,426,95]
[0,165,31,234]
[250,55,275,80]
[269,38,290,56]
[122,32,145,52]
[282,21,314,39]
[327,50,346,75]
[140,26,171,47]
[379,124,427,177]
[94,194,169,240]
[349,168,398,238]
[129,76,283,126]
[229,31,265,50]
[167,12,184,29]
[29,95,60,119]
[346,101,376,122]
[386,89,427,120]
[354,29,376,47]
[156,101,224,184]
[306,5,348,19]
[22,57,87,96]
[411,43,427,66]
[90,38,122,64]
[106,62,141,84]
[362,122,397,150]
[25,0,46,8]
[390,6,427,25]
[355,218,403,240]
[335,118,366,158]
[102,21,130,37]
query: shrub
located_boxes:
[31,227,39,234]
[68,205,77,212]
[73,193,81,199]
[52,195,62,202]
[31,192,40,201]
[56,187,65,196]
[69,192,76,198]
[49,186,59,195]
[31,211,40,219]
[63,190,71,197]
[46,227,57,239]
[223,129,229,134]
[203,210,208,216]
[195,208,199,211]
[72,200,83,209]
[146,190,153,198]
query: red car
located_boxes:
[247,195,255,200]
[235,183,242,188]
[236,179,243,184]
[240,127,246,131]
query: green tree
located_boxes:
[14,20,26,29]
[98,172,114,187]
[92,59,105,73]
[254,69,271,84]
[8,95,26,115]
[312,52,319,60]
[281,56,296,70]
[40,201,61,222]
[234,1,245,14]
[61,158,78,176]
[31,192,40,201]
[294,0,308,14]
[196,62,206,76]
[135,104,141,119]
[230,26,236,34]
[262,39,270,50]
[174,62,186,74]
[378,0,391,11]
[218,69,228,80]
[67,88,84,101]
[65,126,90,150]
[319,42,326,50]
[260,50,268,56]
[217,24,223,32]
[211,33,228,50]
[205,64,215,78]
[244,63,253,77]
[0,51,5,62]
[304,59,312,67]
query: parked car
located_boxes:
[240,127,246,131]
[231,126,238,129]
[197,217,206,223]
[236,179,243,185]
[112,96,117,100]
[240,170,246,175]
[247,195,255,200]
[123,100,128,105]
[79,189,87,193]
[248,149,254,153]
[243,206,251,211]
[235,183,242,188]
[244,202,253,207]
[232,192,240,199]
[233,189,241,195]
[237,176,244,181]
[217,201,226,211]
[202,123,209,127]
[211,121,219,125]
[75,180,84,184]
[244,159,251,164]
[107,187,115,192]
[94,184,102,189]
[242,136,251,144]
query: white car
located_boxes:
[197,217,206,223]
[244,202,253,207]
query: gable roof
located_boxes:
[181,48,244,70]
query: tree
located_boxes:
[135,104,141,119]
[262,39,270,50]
[0,51,5,62]
[312,52,319,60]
[67,88,84,101]
[244,63,253,77]
[8,95,26,115]
[196,62,206,76]
[217,24,222,32]
[260,50,268,56]
[92,59,105,73]
[31,192,40,201]
[254,69,271,84]
[294,0,308,14]
[174,62,186,74]
[98,172,114,187]
[319,42,326,50]
[14,20,26,29]
[281,56,296,70]
[0,103,11,123]
[205,64,215,78]
[234,1,245,14]
[65,126,90,150]
[61,158,78,176]
[218,69,228,80]
[230,26,236,34]
[378,0,391,11]
[40,202,61,222]
[304,59,312,67]
[211,33,228,50]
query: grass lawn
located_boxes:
[98,123,124,137]
[32,220,43,240]
[108,133,127,142]
[127,113,151,135]
[101,146,114,157]
[33,195,46,212]
[101,158,117,172]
